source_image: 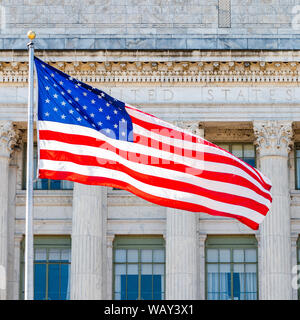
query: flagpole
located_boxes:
[25,30,36,300]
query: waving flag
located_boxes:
[34,57,272,230]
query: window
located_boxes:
[206,236,258,300]
[295,145,300,189]
[20,236,71,300]
[113,236,165,300]
[22,144,73,190]
[217,143,256,167]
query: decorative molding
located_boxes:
[107,193,156,206]
[106,234,115,247]
[16,189,171,207]
[291,234,299,246]
[2,60,300,83]
[16,191,73,206]
[290,191,300,205]
[254,234,261,245]
[0,121,21,158]
[198,233,207,246]
[14,234,24,245]
[15,218,72,235]
[253,121,294,157]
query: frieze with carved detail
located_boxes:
[2,60,300,83]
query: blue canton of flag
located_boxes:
[34,57,133,141]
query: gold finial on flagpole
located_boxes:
[27,30,36,40]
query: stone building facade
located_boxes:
[0,0,300,300]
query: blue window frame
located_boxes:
[205,236,258,300]
[113,236,165,300]
[20,236,71,300]
[217,143,256,167]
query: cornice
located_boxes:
[2,60,300,83]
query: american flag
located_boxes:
[34,57,272,230]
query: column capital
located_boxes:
[0,121,20,158]
[253,120,293,158]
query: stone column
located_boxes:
[0,121,18,300]
[106,234,115,300]
[70,183,107,300]
[12,235,23,300]
[291,235,299,300]
[166,209,198,299]
[7,151,19,300]
[165,122,202,300]
[198,234,207,300]
[254,120,293,300]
